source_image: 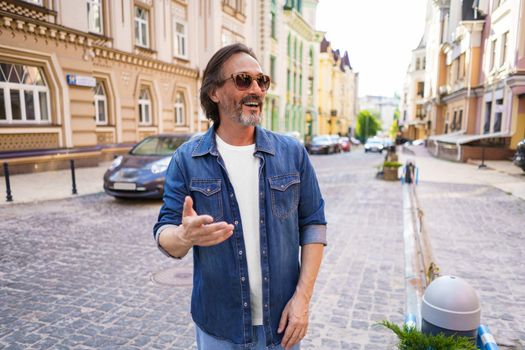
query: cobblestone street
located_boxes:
[0,151,403,349]
[417,182,525,348]
[1,149,524,349]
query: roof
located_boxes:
[320,37,330,53]
[340,51,352,71]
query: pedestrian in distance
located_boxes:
[153,43,327,350]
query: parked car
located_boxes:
[364,138,385,153]
[350,137,361,145]
[306,135,336,154]
[329,134,342,153]
[338,137,351,152]
[103,133,196,199]
[513,139,525,171]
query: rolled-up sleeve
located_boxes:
[298,147,327,246]
[153,152,188,239]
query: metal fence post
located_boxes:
[3,162,13,202]
[70,160,78,195]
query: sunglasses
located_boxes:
[222,73,271,91]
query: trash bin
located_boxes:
[421,275,480,340]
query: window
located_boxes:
[87,0,103,34]
[135,7,149,48]
[0,62,50,123]
[500,32,508,67]
[94,81,107,125]
[490,39,497,71]
[174,92,185,125]
[484,101,492,133]
[452,111,457,130]
[270,56,276,81]
[22,0,43,5]
[138,87,152,125]
[494,98,503,132]
[457,110,463,131]
[173,20,187,58]
[416,58,420,70]
[422,57,426,70]
[459,54,465,78]
[417,82,424,98]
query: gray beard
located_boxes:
[232,103,262,126]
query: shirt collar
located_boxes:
[192,125,275,157]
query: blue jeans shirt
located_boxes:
[153,126,327,348]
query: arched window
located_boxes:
[94,81,107,125]
[138,87,152,125]
[174,92,185,126]
[0,62,50,123]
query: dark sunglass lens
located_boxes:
[235,74,252,89]
[257,75,270,90]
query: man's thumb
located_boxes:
[182,196,195,217]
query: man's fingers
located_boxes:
[197,228,234,246]
[182,196,196,217]
[277,305,289,334]
[185,214,214,227]
[281,322,297,349]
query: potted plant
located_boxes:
[378,321,477,350]
[383,161,402,181]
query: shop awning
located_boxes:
[428,132,510,145]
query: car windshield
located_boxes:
[131,136,189,156]
[313,136,330,143]
[367,139,383,144]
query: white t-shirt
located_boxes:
[216,135,263,325]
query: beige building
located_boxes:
[317,37,358,136]
[0,0,204,170]
[422,0,525,161]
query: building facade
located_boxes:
[404,0,525,161]
[0,0,203,164]
[317,37,358,136]
[359,95,399,133]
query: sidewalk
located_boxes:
[0,162,111,205]
[399,145,525,201]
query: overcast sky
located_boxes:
[316,0,428,98]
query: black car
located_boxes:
[513,139,525,171]
[103,133,196,198]
[306,135,336,154]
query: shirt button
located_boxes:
[244,302,248,308]
[230,193,234,197]
[238,250,243,256]
[264,276,268,281]
[264,304,268,308]
[241,277,245,282]
[207,188,211,192]
[262,250,266,255]
[260,219,264,224]
[260,192,263,196]
[234,220,239,225]
[281,185,284,188]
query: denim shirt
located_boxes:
[153,126,327,348]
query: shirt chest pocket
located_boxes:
[190,179,224,221]
[268,173,300,219]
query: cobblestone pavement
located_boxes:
[417,182,525,348]
[0,151,404,349]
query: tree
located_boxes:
[389,109,400,140]
[355,110,381,143]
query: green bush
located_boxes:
[379,321,477,350]
[383,161,403,169]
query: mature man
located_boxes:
[153,43,326,350]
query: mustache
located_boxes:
[240,95,263,106]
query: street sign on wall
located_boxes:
[66,74,96,88]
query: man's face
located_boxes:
[211,53,267,127]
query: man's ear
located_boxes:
[209,88,220,103]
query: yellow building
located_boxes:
[317,37,357,136]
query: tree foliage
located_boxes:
[355,110,381,143]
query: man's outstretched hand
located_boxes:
[179,196,234,248]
